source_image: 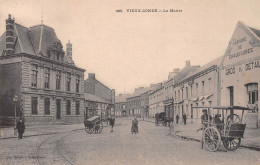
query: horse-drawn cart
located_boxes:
[155,112,173,126]
[192,106,253,152]
[84,116,103,134]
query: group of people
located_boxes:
[109,116,139,134]
[175,114,187,125]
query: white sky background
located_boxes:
[0,0,260,95]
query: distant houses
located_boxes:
[115,21,259,128]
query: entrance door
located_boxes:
[228,86,234,106]
[56,99,61,120]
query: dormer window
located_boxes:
[47,40,65,62]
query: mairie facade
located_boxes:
[0,15,85,125]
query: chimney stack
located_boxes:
[173,68,180,73]
[5,14,15,55]
[88,73,95,79]
[185,60,190,67]
[66,40,74,64]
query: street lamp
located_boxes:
[13,95,18,135]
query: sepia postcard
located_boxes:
[0,0,259,165]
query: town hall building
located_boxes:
[0,15,85,125]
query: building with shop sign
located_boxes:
[0,15,85,125]
[219,21,260,128]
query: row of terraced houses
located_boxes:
[115,21,260,128]
[0,15,115,126]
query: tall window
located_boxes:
[44,98,50,115]
[66,100,71,115]
[181,89,183,100]
[76,74,80,93]
[76,101,80,115]
[66,72,71,91]
[196,83,198,96]
[202,81,205,95]
[31,97,38,115]
[190,85,193,97]
[56,70,61,90]
[31,64,38,87]
[44,67,50,89]
[178,90,180,101]
[175,91,177,101]
[186,87,188,98]
[208,78,212,92]
[247,83,258,105]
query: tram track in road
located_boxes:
[36,130,80,165]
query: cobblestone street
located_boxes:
[0,118,259,165]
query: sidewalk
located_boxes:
[174,119,260,151]
[0,123,84,140]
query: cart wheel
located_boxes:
[203,127,221,152]
[94,121,103,134]
[85,126,94,134]
[222,137,241,151]
[162,121,167,126]
[226,114,241,125]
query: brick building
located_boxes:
[126,84,161,117]
[115,94,130,117]
[0,15,85,125]
[173,58,221,121]
[149,86,164,117]
[84,73,115,120]
[164,61,199,121]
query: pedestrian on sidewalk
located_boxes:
[16,117,25,139]
[183,113,187,125]
[176,114,179,124]
[109,117,115,132]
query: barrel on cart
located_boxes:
[84,116,103,134]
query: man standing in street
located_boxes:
[176,114,179,124]
[16,117,25,139]
[183,113,187,125]
[109,117,115,132]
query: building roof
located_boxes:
[174,65,199,84]
[249,27,260,38]
[84,93,109,103]
[115,94,131,103]
[0,18,74,65]
[184,56,223,80]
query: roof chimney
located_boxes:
[173,68,180,73]
[88,73,95,79]
[66,40,74,65]
[185,60,190,67]
[5,14,15,55]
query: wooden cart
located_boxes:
[192,106,252,152]
[84,116,103,134]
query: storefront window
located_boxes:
[246,83,258,112]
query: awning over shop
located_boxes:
[205,94,213,99]
[164,102,173,106]
[175,100,184,104]
[190,97,198,102]
[199,96,204,101]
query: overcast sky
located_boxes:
[0,0,260,95]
